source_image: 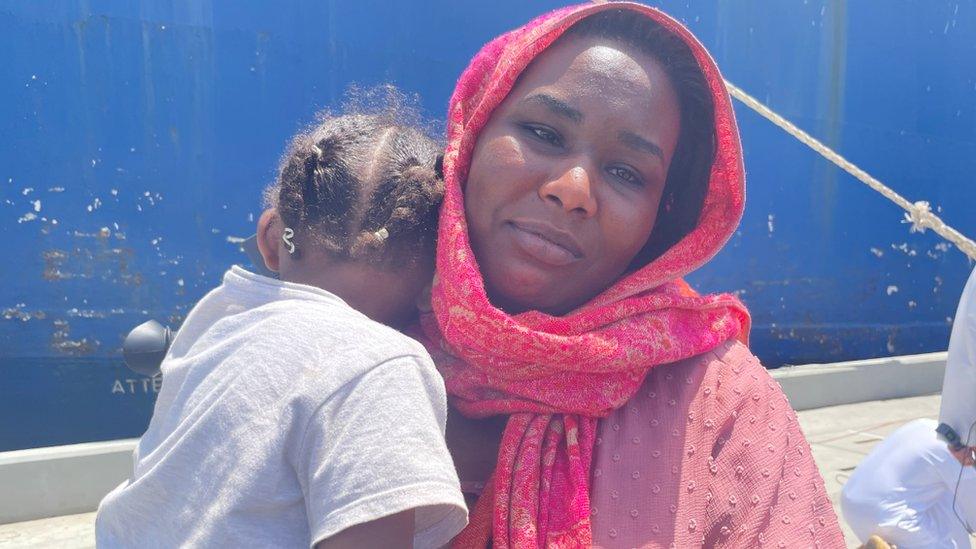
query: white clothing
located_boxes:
[96,266,466,548]
[942,267,976,446]
[841,418,976,548]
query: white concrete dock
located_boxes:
[0,393,961,549]
[0,512,95,549]
[0,351,962,548]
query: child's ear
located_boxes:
[256,209,283,273]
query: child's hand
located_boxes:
[949,445,976,467]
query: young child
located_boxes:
[96,101,466,548]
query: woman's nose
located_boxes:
[539,164,598,217]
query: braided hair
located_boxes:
[562,9,716,268]
[264,89,444,270]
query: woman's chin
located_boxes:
[483,262,569,315]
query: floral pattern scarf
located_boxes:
[421,2,751,547]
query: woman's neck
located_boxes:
[445,406,508,482]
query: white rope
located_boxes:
[725,80,976,261]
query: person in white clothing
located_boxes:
[841,267,976,549]
[942,267,976,466]
[842,418,976,548]
[96,95,467,548]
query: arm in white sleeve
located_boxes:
[941,267,976,444]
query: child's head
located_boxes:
[256,89,444,327]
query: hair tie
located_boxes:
[434,154,445,179]
[373,227,389,242]
[282,227,296,254]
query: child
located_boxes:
[96,99,467,548]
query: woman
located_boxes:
[420,2,845,547]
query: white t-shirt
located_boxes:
[841,418,976,548]
[96,266,467,548]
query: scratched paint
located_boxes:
[1,0,975,450]
[50,319,100,355]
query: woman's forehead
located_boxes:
[511,37,672,107]
[499,37,680,152]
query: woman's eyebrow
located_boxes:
[520,93,582,124]
[619,130,663,160]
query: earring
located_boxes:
[282,227,296,254]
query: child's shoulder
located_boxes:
[249,297,431,371]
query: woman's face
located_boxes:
[464,36,681,315]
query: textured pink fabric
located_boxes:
[418,2,844,548]
[590,341,843,547]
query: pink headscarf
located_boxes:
[421,3,751,546]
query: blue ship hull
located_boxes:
[2,1,974,451]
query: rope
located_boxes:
[725,80,976,261]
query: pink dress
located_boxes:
[591,341,842,548]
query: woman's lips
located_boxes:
[505,220,583,267]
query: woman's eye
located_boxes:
[523,124,562,147]
[608,166,644,187]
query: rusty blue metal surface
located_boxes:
[1,1,974,450]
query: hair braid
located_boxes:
[350,128,444,266]
[264,86,444,268]
[303,134,356,252]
